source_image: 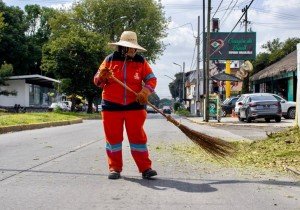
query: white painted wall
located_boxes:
[0,80,27,106]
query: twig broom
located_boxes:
[111,76,235,159]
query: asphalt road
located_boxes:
[0,115,299,210]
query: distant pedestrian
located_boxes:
[94,31,157,180]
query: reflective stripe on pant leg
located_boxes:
[125,109,152,172]
[102,111,124,172]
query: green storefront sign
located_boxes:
[206,32,256,60]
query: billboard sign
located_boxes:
[207,32,256,60]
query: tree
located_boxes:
[159,98,172,108]
[261,38,282,53]
[168,72,183,100]
[73,0,168,63]
[0,2,29,75]
[24,5,56,75]
[0,2,55,76]
[0,63,16,96]
[148,92,160,107]
[0,12,5,41]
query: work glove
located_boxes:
[136,87,151,105]
[94,67,112,87]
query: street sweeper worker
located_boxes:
[94,31,157,180]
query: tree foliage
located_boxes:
[72,0,168,63]
[148,92,160,107]
[168,72,183,100]
[0,2,54,75]
[0,2,28,75]
[159,98,172,108]
[0,12,5,41]
[0,62,16,96]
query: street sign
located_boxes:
[206,32,256,60]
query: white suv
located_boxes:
[271,94,296,119]
[234,94,249,115]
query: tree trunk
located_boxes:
[71,95,76,112]
[87,97,94,113]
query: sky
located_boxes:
[2,0,300,99]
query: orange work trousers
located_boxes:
[102,109,152,173]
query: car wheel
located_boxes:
[265,118,271,123]
[275,116,281,122]
[238,117,244,122]
[287,107,295,119]
[245,109,252,123]
[221,109,227,117]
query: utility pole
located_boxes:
[242,5,250,32]
[202,0,206,119]
[242,4,251,92]
[204,0,211,122]
[196,16,201,116]
[182,61,185,105]
[296,43,300,127]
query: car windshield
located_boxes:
[250,95,276,101]
[222,98,230,104]
[236,95,245,102]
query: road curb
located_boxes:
[186,118,294,128]
[0,118,83,134]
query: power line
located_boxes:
[210,0,255,57]
[212,0,225,19]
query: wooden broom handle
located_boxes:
[110,75,168,117]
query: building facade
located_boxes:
[250,50,297,101]
[0,75,60,109]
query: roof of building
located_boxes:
[8,74,60,88]
[250,50,297,81]
[210,72,241,81]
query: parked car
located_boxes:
[269,94,296,119]
[238,94,282,123]
[234,94,250,116]
[162,106,172,114]
[146,106,157,113]
[49,102,70,111]
[221,96,239,117]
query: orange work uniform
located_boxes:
[96,51,157,173]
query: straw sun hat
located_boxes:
[108,31,147,52]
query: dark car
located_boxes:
[221,97,239,117]
[146,106,157,113]
[239,94,282,123]
[162,106,172,114]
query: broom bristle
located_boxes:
[167,117,235,158]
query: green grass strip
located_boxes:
[0,112,80,127]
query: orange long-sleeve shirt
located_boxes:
[95,51,157,106]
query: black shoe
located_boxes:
[142,168,157,179]
[108,171,121,179]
